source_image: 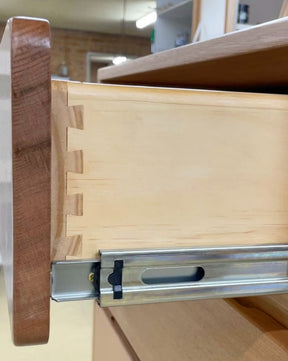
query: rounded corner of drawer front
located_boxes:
[0,17,51,346]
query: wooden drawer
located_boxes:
[52,81,288,260]
[1,16,288,348]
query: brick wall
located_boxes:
[51,28,150,81]
[0,22,150,82]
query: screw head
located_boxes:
[88,272,94,283]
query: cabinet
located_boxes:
[153,0,193,52]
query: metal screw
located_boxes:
[88,272,94,283]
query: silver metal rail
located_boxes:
[51,245,288,305]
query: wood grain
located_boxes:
[51,81,84,260]
[98,12,288,354]
[0,17,51,345]
[98,17,288,92]
[225,0,237,33]
[62,81,288,259]
[108,300,288,361]
[235,295,288,330]
[191,0,202,39]
[279,0,288,17]
[93,304,138,361]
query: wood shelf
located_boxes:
[98,17,288,93]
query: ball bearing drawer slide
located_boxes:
[51,245,288,305]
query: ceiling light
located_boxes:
[112,56,128,65]
[136,11,157,29]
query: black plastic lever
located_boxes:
[107,260,124,299]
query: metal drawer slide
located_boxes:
[51,245,288,305]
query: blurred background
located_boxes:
[0,0,288,360]
[0,0,286,83]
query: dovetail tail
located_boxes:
[65,193,83,256]
[64,104,84,258]
[66,235,83,258]
[68,105,84,130]
[66,193,83,216]
[51,83,85,260]
[65,150,83,173]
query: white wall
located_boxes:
[199,0,284,42]
[200,0,227,41]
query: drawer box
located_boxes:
[52,80,288,260]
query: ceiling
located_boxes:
[0,0,156,36]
